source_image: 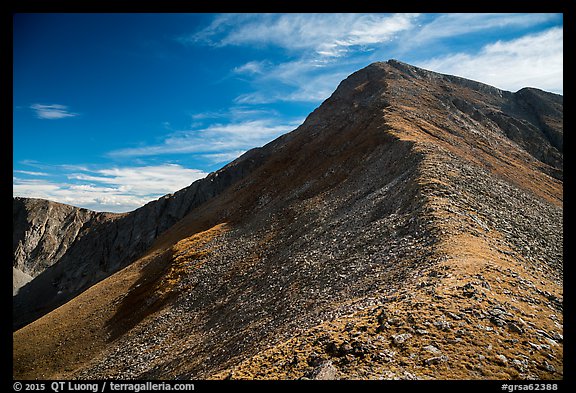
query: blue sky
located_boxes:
[13,13,563,213]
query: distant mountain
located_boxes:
[14,60,562,380]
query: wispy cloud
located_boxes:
[233,60,270,75]
[13,164,208,213]
[190,106,280,121]
[68,165,207,193]
[233,60,352,104]
[403,13,560,50]
[108,117,303,160]
[416,26,563,94]
[187,13,418,58]
[30,104,78,119]
[14,170,50,176]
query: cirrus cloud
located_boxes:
[30,104,78,119]
[107,117,303,159]
[185,13,418,58]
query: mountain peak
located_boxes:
[326,59,507,106]
[14,61,563,380]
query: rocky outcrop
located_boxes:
[14,60,562,380]
[13,197,106,278]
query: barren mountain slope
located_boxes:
[13,60,562,380]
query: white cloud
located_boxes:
[14,170,49,176]
[232,57,357,104]
[108,118,303,158]
[233,60,270,75]
[13,164,208,213]
[406,13,560,49]
[416,27,563,94]
[233,72,347,104]
[68,165,207,194]
[188,13,418,58]
[190,106,279,121]
[30,104,78,119]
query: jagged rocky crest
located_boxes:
[13,60,562,380]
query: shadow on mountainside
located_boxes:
[105,223,230,342]
[105,248,176,342]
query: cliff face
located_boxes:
[13,197,101,296]
[13,60,562,380]
[13,198,106,278]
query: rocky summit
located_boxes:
[13,60,562,380]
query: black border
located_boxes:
[5,0,573,13]
[6,2,571,391]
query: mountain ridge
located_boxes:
[13,59,562,380]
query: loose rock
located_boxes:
[311,360,340,380]
[391,333,413,346]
